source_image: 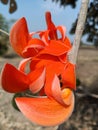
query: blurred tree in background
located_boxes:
[0,14,9,55]
[70,0,98,47]
[49,0,78,8]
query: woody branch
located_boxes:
[68,0,90,64]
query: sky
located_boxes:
[0,0,81,42]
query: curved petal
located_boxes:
[51,75,73,106]
[39,40,70,56]
[59,54,68,63]
[44,65,64,98]
[57,25,66,41]
[28,38,45,47]
[45,11,57,39]
[39,87,45,96]
[63,37,72,48]
[62,62,76,90]
[44,69,54,98]
[1,63,29,93]
[45,12,56,30]
[28,67,46,93]
[30,58,40,71]
[22,47,38,58]
[10,17,31,57]
[39,30,49,45]
[22,38,45,57]
[18,58,32,72]
[15,90,74,126]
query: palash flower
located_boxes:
[1,12,76,126]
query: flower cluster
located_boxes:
[1,12,76,126]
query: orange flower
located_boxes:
[1,62,75,126]
[9,12,71,58]
[1,11,76,126]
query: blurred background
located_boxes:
[0,0,98,130]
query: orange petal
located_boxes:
[10,17,31,57]
[22,47,38,58]
[22,38,45,57]
[18,58,32,72]
[59,53,68,63]
[44,64,64,98]
[15,90,74,126]
[30,54,65,76]
[45,71,73,106]
[45,11,57,39]
[40,40,70,56]
[51,75,73,106]
[44,68,54,98]
[27,67,46,93]
[45,12,56,30]
[39,87,45,96]
[62,62,76,90]
[1,63,29,93]
[39,30,49,45]
[57,26,66,41]
[30,58,40,71]
[63,37,72,48]
[28,38,45,47]
[29,68,46,93]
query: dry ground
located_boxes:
[0,46,98,130]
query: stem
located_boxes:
[0,29,9,36]
[68,0,90,64]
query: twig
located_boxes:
[76,92,98,99]
[0,29,9,36]
[68,0,89,64]
[75,85,98,99]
